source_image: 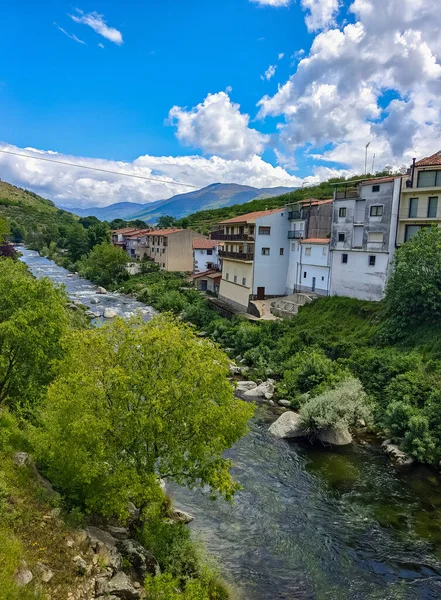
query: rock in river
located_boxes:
[241,379,275,401]
[269,411,306,439]
[96,286,107,294]
[317,427,352,446]
[103,308,118,319]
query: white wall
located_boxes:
[194,247,219,273]
[286,241,301,294]
[299,243,330,294]
[330,251,389,301]
[252,210,290,296]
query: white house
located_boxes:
[330,176,401,301]
[193,239,220,274]
[295,239,331,295]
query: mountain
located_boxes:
[59,201,156,221]
[126,183,297,222]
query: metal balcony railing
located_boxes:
[210,233,255,241]
[219,250,254,261]
[288,230,304,239]
[288,210,305,220]
[335,190,360,199]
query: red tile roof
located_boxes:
[415,151,441,167]
[361,176,398,184]
[300,198,333,206]
[123,229,151,238]
[148,228,185,236]
[219,207,285,224]
[301,238,330,244]
[192,268,220,279]
[112,227,138,234]
[192,239,217,249]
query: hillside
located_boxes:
[0,181,77,237]
[59,200,152,221]
[126,183,297,222]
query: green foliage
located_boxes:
[157,216,177,229]
[385,226,441,334]
[77,242,129,287]
[403,415,437,463]
[299,377,371,435]
[0,259,69,413]
[35,316,253,519]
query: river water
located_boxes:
[20,248,441,600]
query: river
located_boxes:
[19,248,441,600]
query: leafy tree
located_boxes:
[0,260,68,413]
[77,242,129,287]
[35,317,253,519]
[66,224,90,262]
[86,221,109,248]
[9,220,27,243]
[0,218,10,243]
[157,216,176,229]
[385,226,441,331]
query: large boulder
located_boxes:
[117,539,159,580]
[86,527,122,572]
[235,381,257,393]
[172,508,194,524]
[15,561,33,586]
[317,427,352,446]
[241,379,275,401]
[381,441,414,466]
[96,286,107,294]
[103,308,118,319]
[269,412,306,439]
[95,571,140,599]
[228,363,241,376]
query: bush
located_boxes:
[382,401,417,440]
[403,415,437,463]
[299,377,371,435]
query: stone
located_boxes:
[13,451,29,466]
[317,427,352,446]
[239,367,250,376]
[96,286,107,294]
[172,508,194,524]
[269,412,306,439]
[382,442,414,466]
[73,555,88,575]
[235,381,257,392]
[159,478,166,492]
[278,399,291,408]
[228,363,241,376]
[35,562,54,583]
[127,502,140,522]
[268,400,275,406]
[241,379,275,401]
[107,526,130,540]
[117,539,159,581]
[103,308,118,319]
[90,297,100,304]
[86,527,122,572]
[15,561,33,586]
[357,419,367,428]
[67,302,79,310]
[67,273,73,278]
[95,571,140,599]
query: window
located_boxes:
[372,185,380,192]
[225,273,229,281]
[261,247,270,255]
[417,170,441,188]
[207,249,213,255]
[322,246,327,255]
[258,226,271,235]
[339,207,347,217]
[280,248,284,256]
[291,243,296,252]
[321,276,325,281]
[162,248,166,254]
[242,277,246,286]
[409,197,419,218]
[338,232,345,242]
[305,247,312,256]
[303,272,307,279]
[370,205,383,216]
[249,226,255,234]
[368,232,384,243]
[404,225,425,242]
[428,196,438,218]
[234,275,237,283]
[156,248,159,253]
[162,263,165,268]
[368,255,376,266]
[341,253,348,264]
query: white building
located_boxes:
[193,239,220,274]
[330,176,401,301]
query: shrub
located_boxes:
[382,401,417,440]
[403,415,437,463]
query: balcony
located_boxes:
[335,190,360,199]
[210,232,255,241]
[288,210,305,220]
[288,230,304,239]
[219,250,254,261]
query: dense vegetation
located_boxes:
[0,255,252,598]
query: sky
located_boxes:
[0,0,440,208]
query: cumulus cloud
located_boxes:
[257,0,441,172]
[55,24,86,45]
[262,65,276,80]
[250,0,291,6]
[168,92,269,160]
[0,143,303,209]
[278,53,285,60]
[69,9,123,45]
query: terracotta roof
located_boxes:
[192,268,220,279]
[112,227,138,234]
[300,198,333,206]
[123,229,151,238]
[219,207,284,224]
[415,151,441,167]
[148,228,185,236]
[361,176,398,184]
[192,239,217,249]
[301,238,330,244]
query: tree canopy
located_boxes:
[77,242,129,287]
[35,316,254,519]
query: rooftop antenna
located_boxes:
[364,142,371,175]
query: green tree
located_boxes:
[0,260,68,412]
[35,317,253,519]
[86,221,110,248]
[66,224,90,262]
[77,242,129,287]
[157,216,176,229]
[385,226,441,331]
[0,218,10,243]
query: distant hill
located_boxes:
[60,200,167,221]
[126,183,297,222]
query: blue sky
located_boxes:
[0,0,439,207]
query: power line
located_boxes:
[0,148,199,189]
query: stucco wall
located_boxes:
[330,250,389,301]
[194,247,219,273]
[219,260,253,310]
[252,210,290,296]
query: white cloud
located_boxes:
[55,24,86,45]
[257,0,441,172]
[0,142,303,209]
[69,9,123,45]
[98,43,105,49]
[262,65,276,80]
[250,0,291,6]
[301,0,340,31]
[168,92,269,161]
[278,53,285,60]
